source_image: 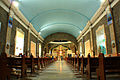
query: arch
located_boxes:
[30,9,90,22]
[39,22,82,32]
[44,32,78,49]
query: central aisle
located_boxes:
[27,60,84,80]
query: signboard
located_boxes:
[107,13,112,25]
[107,9,113,25]
[8,16,13,28]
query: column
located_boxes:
[89,27,94,57]
[26,28,30,56]
[4,10,14,55]
[36,36,39,57]
[106,0,117,54]
[41,43,44,57]
[77,42,80,57]
[81,36,85,56]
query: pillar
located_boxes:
[78,42,80,56]
[26,28,30,56]
[36,36,39,57]
[106,0,117,54]
[81,36,85,56]
[89,27,94,56]
[4,10,14,55]
[41,43,44,57]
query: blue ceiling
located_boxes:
[18,0,101,38]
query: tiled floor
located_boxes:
[25,60,86,80]
[11,60,120,80]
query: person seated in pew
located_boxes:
[18,53,22,57]
[52,56,54,60]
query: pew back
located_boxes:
[87,54,99,79]
[97,53,120,80]
[7,55,27,78]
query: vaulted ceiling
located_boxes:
[17,0,101,38]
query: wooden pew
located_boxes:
[66,57,70,63]
[81,55,87,75]
[43,58,46,67]
[71,57,75,66]
[44,58,54,67]
[77,57,81,72]
[67,57,74,66]
[7,54,27,78]
[47,58,53,65]
[38,57,54,70]
[25,55,35,73]
[96,53,120,80]
[34,56,40,70]
[74,57,77,69]
[0,53,11,80]
[72,58,75,66]
[67,57,81,72]
[87,54,99,79]
[44,58,49,67]
[40,58,44,68]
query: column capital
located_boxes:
[9,10,14,16]
[28,27,31,32]
[89,26,92,32]
[80,36,84,41]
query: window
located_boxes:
[15,29,24,55]
[31,41,36,58]
[39,43,41,57]
[96,25,106,55]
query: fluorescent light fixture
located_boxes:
[49,41,72,44]
[18,0,22,1]
[40,27,48,31]
[100,0,105,3]
[79,31,81,33]
[12,1,19,7]
[39,32,41,34]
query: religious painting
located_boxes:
[85,40,90,57]
[31,41,36,58]
[15,29,24,56]
[96,25,107,55]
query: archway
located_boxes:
[44,32,78,47]
[42,32,78,57]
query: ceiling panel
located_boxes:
[18,0,101,38]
